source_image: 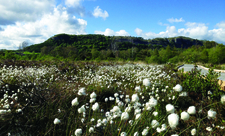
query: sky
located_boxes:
[0,0,225,50]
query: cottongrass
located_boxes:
[1,62,225,135]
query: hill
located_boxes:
[24,34,210,53]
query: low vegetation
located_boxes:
[0,60,225,135]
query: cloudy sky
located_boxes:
[0,0,224,50]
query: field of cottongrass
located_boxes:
[1,60,225,136]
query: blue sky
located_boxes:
[0,0,224,50]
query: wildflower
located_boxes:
[168,113,179,129]
[105,98,108,102]
[78,88,86,95]
[181,111,190,121]
[135,86,141,92]
[132,94,139,102]
[153,111,158,116]
[208,109,217,119]
[129,120,133,125]
[187,106,196,115]
[121,112,129,120]
[161,124,167,131]
[92,102,99,111]
[135,113,141,120]
[90,98,96,103]
[179,91,188,96]
[173,84,182,92]
[166,104,175,113]
[142,127,149,135]
[78,105,86,113]
[191,128,196,135]
[72,97,79,106]
[90,92,97,98]
[112,106,120,113]
[114,93,119,97]
[134,131,139,136]
[121,132,127,136]
[148,97,157,107]
[53,118,61,124]
[151,120,159,128]
[89,127,94,133]
[206,127,212,132]
[143,78,151,87]
[221,95,225,104]
[75,128,82,136]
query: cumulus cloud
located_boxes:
[65,0,86,17]
[0,0,55,25]
[65,0,81,7]
[135,21,225,44]
[135,28,143,36]
[92,6,109,20]
[0,6,87,49]
[216,21,225,29]
[167,17,185,23]
[95,28,130,36]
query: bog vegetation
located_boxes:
[0,60,225,136]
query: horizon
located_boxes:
[0,0,224,50]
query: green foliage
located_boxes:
[180,65,222,100]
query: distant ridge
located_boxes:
[24,34,217,52]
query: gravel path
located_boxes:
[178,64,225,81]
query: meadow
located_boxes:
[0,60,225,136]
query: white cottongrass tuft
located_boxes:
[206,127,212,132]
[143,78,151,87]
[92,102,99,111]
[132,94,139,102]
[151,120,159,128]
[78,105,86,113]
[72,97,79,106]
[78,88,86,95]
[168,113,179,129]
[173,84,182,92]
[221,95,225,104]
[121,112,129,120]
[208,109,217,119]
[135,86,141,92]
[75,128,82,136]
[90,92,97,98]
[181,111,190,121]
[187,106,196,115]
[89,127,94,133]
[142,127,149,135]
[191,128,196,135]
[120,132,127,136]
[166,104,175,113]
[134,131,139,136]
[53,118,61,124]
[148,97,158,107]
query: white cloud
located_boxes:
[216,21,225,29]
[0,6,87,50]
[92,6,109,20]
[95,28,130,36]
[135,28,143,36]
[0,0,55,25]
[135,21,225,44]
[167,17,185,23]
[65,0,81,7]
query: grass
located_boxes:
[0,60,225,136]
